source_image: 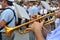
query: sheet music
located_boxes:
[13,3,30,20]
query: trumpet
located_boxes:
[4,11,57,37]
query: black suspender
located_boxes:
[5,8,16,25]
[0,8,16,30]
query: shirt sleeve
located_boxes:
[1,9,14,23]
[46,26,60,40]
[44,9,48,14]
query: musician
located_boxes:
[55,0,60,28]
[19,1,27,11]
[0,0,18,40]
[49,2,57,11]
[39,5,48,15]
[26,0,60,40]
[28,0,38,17]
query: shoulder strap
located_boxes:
[6,8,16,19]
[0,8,16,30]
[5,8,16,25]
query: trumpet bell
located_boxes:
[5,26,13,37]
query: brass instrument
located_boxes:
[5,12,56,37]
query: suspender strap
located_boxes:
[5,8,16,25]
[0,8,16,30]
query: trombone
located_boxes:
[5,11,56,37]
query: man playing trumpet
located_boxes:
[26,0,60,40]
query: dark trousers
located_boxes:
[0,32,15,40]
[0,33,2,40]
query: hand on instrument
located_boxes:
[30,15,40,20]
[26,20,45,32]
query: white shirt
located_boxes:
[0,5,2,8]
[39,9,48,15]
[23,6,27,10]
[50,7,57,11]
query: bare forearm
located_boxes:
[35,30,45,40]
[0,22,1,26]
[0,20,6,27]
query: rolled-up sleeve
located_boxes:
[1,9,14,23]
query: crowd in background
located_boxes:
[18,0,59,31]
[0,0,60,40]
